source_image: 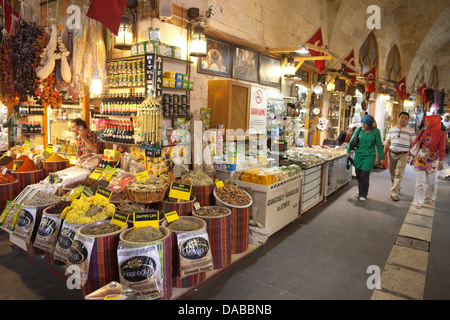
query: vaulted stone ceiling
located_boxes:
[328,0,450,90]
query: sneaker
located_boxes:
[359,197,366,202]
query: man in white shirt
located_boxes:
[384,112,416,201]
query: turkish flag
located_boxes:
[364,67,376,93]
[0,1,20,35]
[307,28,326,74]
[417,83,427,103]
[87,0,128,36]
[394,77,407,101]
[344,50,356,83]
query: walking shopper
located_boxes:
[384,112,416,201]
[347,115,384,202]
[407,115,446,209]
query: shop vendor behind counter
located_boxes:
[70,118,102,157]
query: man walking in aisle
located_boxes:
[384,112,416,201]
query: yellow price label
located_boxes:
[111,211,129,229]
[89,168,104,180]
[168,182,192,201]
[46,144,53,154]
[135,171,150,182]
[215,179,224,188]
[133,211,159,229]
[164,211,179,223]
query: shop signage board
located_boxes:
[249,86,267,135]
[154,54,163,97]
[236,174,302,236]
[145,53,155,97]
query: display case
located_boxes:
[328,92,345,139]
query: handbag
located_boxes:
[409,130,425,156]
[349,127,361,150]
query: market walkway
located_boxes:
[0,155,449,300]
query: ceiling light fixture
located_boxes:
[296,45,309,54]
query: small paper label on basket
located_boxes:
[2,168,6,175]
[169,182,192,201]
[215,179,224,188]
[135,170,150,182]
[133,211,159,229]
[112,211,129,229]
[193,202,201,211]
[81,186,93,199]
[164,211,179,223]
[89,168,104,180]
[95,186,113,200]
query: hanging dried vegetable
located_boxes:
[13,20,42,99]
[0,33,20,104]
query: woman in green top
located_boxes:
[347,115,384,201]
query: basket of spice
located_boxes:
[12,190,61,255]
[214,184,252,254]
[162,216,213,288]
[70,220,129,297]
[42,153,70,178]
[181,169,216,206]
[34,201,72,265]
[157,195,196,217]
[12,158,44,193]
[119,225,173,300]
[127,180,169,204]
[0,171,19,213]
[193,206,232,269]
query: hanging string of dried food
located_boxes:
[135,94,163,148]
[0,32,20,104]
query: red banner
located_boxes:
[344,50,356,83]
[417,83,427,103]
[364,67,376,93]
[0,1,20,35]
[86,0,128,36]
[307,28,325,74]
[394,77,407,101]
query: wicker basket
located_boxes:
[127,183,169,204]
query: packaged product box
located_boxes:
[145,40,156,54]
[182,81,189,89]
[175,80,182,89]
[148,27,160,41]
[202,118,211,130]
[104,149,121,162]
[163,78,170,87]
[164,72,176,79]
[182,74,189,82]
[165,46,173,57]
[175,73,183,81]
[173,46,182,59]
[200,108,212,119]
[131,43,138,55]
[137,42,146,55]
[157,42,166,56]
[169,79,176,88]
[188,81,194,90]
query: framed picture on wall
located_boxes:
[232,45,259,82]
[259,54,281,86]
[197,37,232,77]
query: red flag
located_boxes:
[394,77,407,101]
[307,28,326,74]
[364,67,377,93]
[344,50,356,83]
[0,1,20,35]
[86,0,128,36]
[417,83,427,103]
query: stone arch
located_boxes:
[385,44,402,82]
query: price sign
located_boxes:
[95,186,113,200]
[133,211,159,229]
[89,168,104,180]
[168,182,192,201]
[164,211,179,223]
[111,211,129,229]
[46,144,53,154]
[215,179,224,188]
[135,170,150,182]
[80,187,94,199]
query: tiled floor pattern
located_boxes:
[371,195,437,300]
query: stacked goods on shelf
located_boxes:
[106,59,145,88]
[161,93,190,117]
[239,164,302,185]
[131,27,182,60]
[162,71,193,91]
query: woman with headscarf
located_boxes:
[407,115,446,209]
[346,115,384,201]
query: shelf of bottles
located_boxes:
[106,56,146,88]
[97,92,145,116]
[99,120,135,146]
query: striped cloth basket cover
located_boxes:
[193,207,233,269]
[80,223,126,297]
[0,180,19,213]
[191,184,215,206]
[157,196,196,216]
[12,170,43,193]
[230,206,250,254]
[42,160,70,179]
[119,226,173,300]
